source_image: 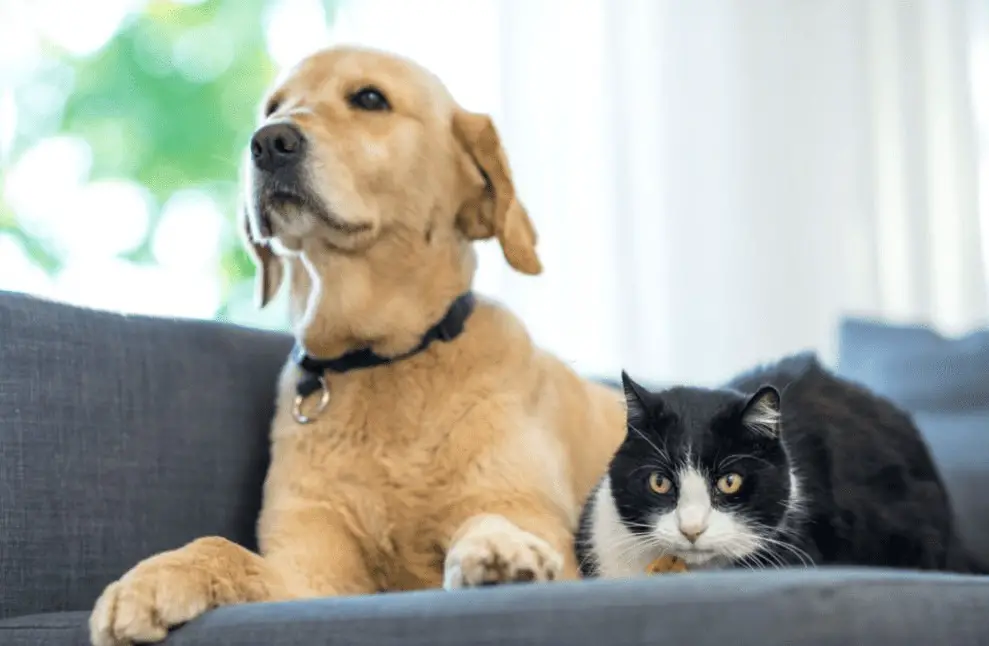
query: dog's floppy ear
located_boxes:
[239,207,284,308]
[452,110,542,275]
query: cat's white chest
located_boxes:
[588,479,656,579]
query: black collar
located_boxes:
[292,291,477,400]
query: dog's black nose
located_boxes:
[251,122,305,172]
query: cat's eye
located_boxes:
[648,473,673,495]
[716,473,744,495]
[349,87,390,111]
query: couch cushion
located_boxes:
[837,318,989,564]
[0,612,86,646]
[837,317,989,412]
[2,569,988,646]
[0,291,293,620]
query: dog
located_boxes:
[89,45,626,646]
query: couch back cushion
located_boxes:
[837,318,989,565]
[0,291,292,619]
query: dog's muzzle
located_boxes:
[249,121,314,235]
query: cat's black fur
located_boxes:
[577,353,985,576]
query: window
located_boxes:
[0,0,341,330]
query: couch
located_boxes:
[1,290,987,645]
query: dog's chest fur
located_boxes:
[259,304,621,591]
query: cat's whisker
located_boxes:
[698,529,796,570]
[764,555,784,570]
[751,534,815,568]
[719,541,770,572]
[611,541,658,571]
[594,533,667,569]
[760,546,789,570]
[755,536,807,567]
[732,547,766,571]
[745,520,816,567]
[603,533,656,552]
[602,528,678,573]
[626,423,671,464]
[717,453,775,471]
[735,539,782,570]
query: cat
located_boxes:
[576,353,984,577]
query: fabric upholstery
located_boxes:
[0,291,292,620]
[837,317,989,562]
[2,569,988,645]
[837,317,989,412]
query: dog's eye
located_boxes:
[349,87,390,112]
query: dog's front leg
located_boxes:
[89,536,291,646]
[443,511,578,589]
[90,509,373,646]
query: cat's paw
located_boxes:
[443,515,563,589]
[645,554,690,574]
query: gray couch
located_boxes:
[1,290,988,645]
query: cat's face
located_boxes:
[606,373,799,569]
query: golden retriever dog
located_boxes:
[89,45,626,646]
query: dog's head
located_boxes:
[240,45,540,355]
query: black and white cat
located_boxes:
[577,353,983,577]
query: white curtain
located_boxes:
[329,0,989,386]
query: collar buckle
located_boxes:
[292,375,331,425]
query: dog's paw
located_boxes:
[443,516,564,589]
[89,547,216,646]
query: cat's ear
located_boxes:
[621,370,651,429]
[741,385,782,438]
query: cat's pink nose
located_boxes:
[680,525,707,543]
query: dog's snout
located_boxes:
[251,122,305,172]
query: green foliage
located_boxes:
[2,0,336,325]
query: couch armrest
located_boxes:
[0,291,292,620]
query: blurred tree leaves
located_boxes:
[2,0,336,323]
